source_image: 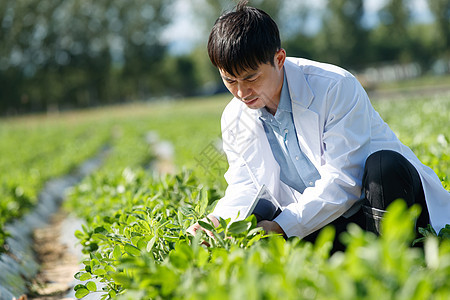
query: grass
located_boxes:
[373,74,450,91]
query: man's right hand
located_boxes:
[186,214,220,237]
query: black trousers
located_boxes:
[302,150,430,251]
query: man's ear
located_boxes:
[274,48,286,70]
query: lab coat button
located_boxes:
[284,129,288,133]
[309,182,313,186]
[295,156,299,160]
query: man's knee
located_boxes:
[365,150,410,180]
[363,150,432,235]
[363,150,419,209]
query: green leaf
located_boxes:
[162,235,179,242]
[137,238,147,249]
[113,245,121,260]
[246,233,262,247]
[131,235,142,246]
[73,284,85,291]
[105,265,116,272]
[93,268,107,276]
[244,214,257,228]
[75,287,90,299]
[109,290,117,298]
[90,257,100,266]
[212,231,227,248]
[146,235,157,252]
[382,200,419,244]
[92,233,108,241]
[176,241,194,260]
[110,273,132,286]
[227,220,251,235]
[86,281,97,292]
[124,243,141,256]
[314,225,335,258]
[180,206,195,217]
[419,224,437,237]
[177,210,184,227]
[74,230,85,239]
[88,242,99,252]
[198,220,214,231]
[438,224,450,240]
[412,236,426,246]
[94,226,108,234]
[218,217,228,231]
[247,227,263,236]
[183,220,191,230]
[79,272,92,281]
[196,246,209,267]
[169,251,190,270]
[198,188,209,215]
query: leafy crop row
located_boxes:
[68,168,450,299]
[373,96,449,189]
[64,94,449,299]
[0,119,110,250]
[0,95,227,251]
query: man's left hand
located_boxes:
[257,220,286,238]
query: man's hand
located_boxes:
[257,220,286,238]
[186,214,220,238]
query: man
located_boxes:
[188,1,450,244]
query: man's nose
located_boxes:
[237,82,251,99]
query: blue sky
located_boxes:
[162,0,434,55]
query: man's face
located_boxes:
[219,49,286,115]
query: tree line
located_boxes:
[0,0,449,115]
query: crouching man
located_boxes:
[188,1,450,249]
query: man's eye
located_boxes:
[226,80,236,84]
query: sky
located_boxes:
[162,0,434,55]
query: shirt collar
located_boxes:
[258,69,291,121]
[277,69,291,113]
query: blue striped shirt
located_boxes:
[259,71,321,193]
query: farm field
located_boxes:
[0,95,230,251]
[0,88,449,298]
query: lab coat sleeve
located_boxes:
[210,102,259,221]
[274,76,372,238]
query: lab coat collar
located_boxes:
[284,58,314,109]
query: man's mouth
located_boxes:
[243,97,258,105]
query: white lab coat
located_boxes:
[213,57,450,238]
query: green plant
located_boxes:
[71,182,450,300]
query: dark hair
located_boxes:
[207,0,280,77]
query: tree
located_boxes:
[0,0,174,114]
[371,0,413,63]
[280,3,316,61]
[316,0,367,69]
[428,0,450,56]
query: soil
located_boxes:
[27,211,80,300]
[17,139,175,300]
